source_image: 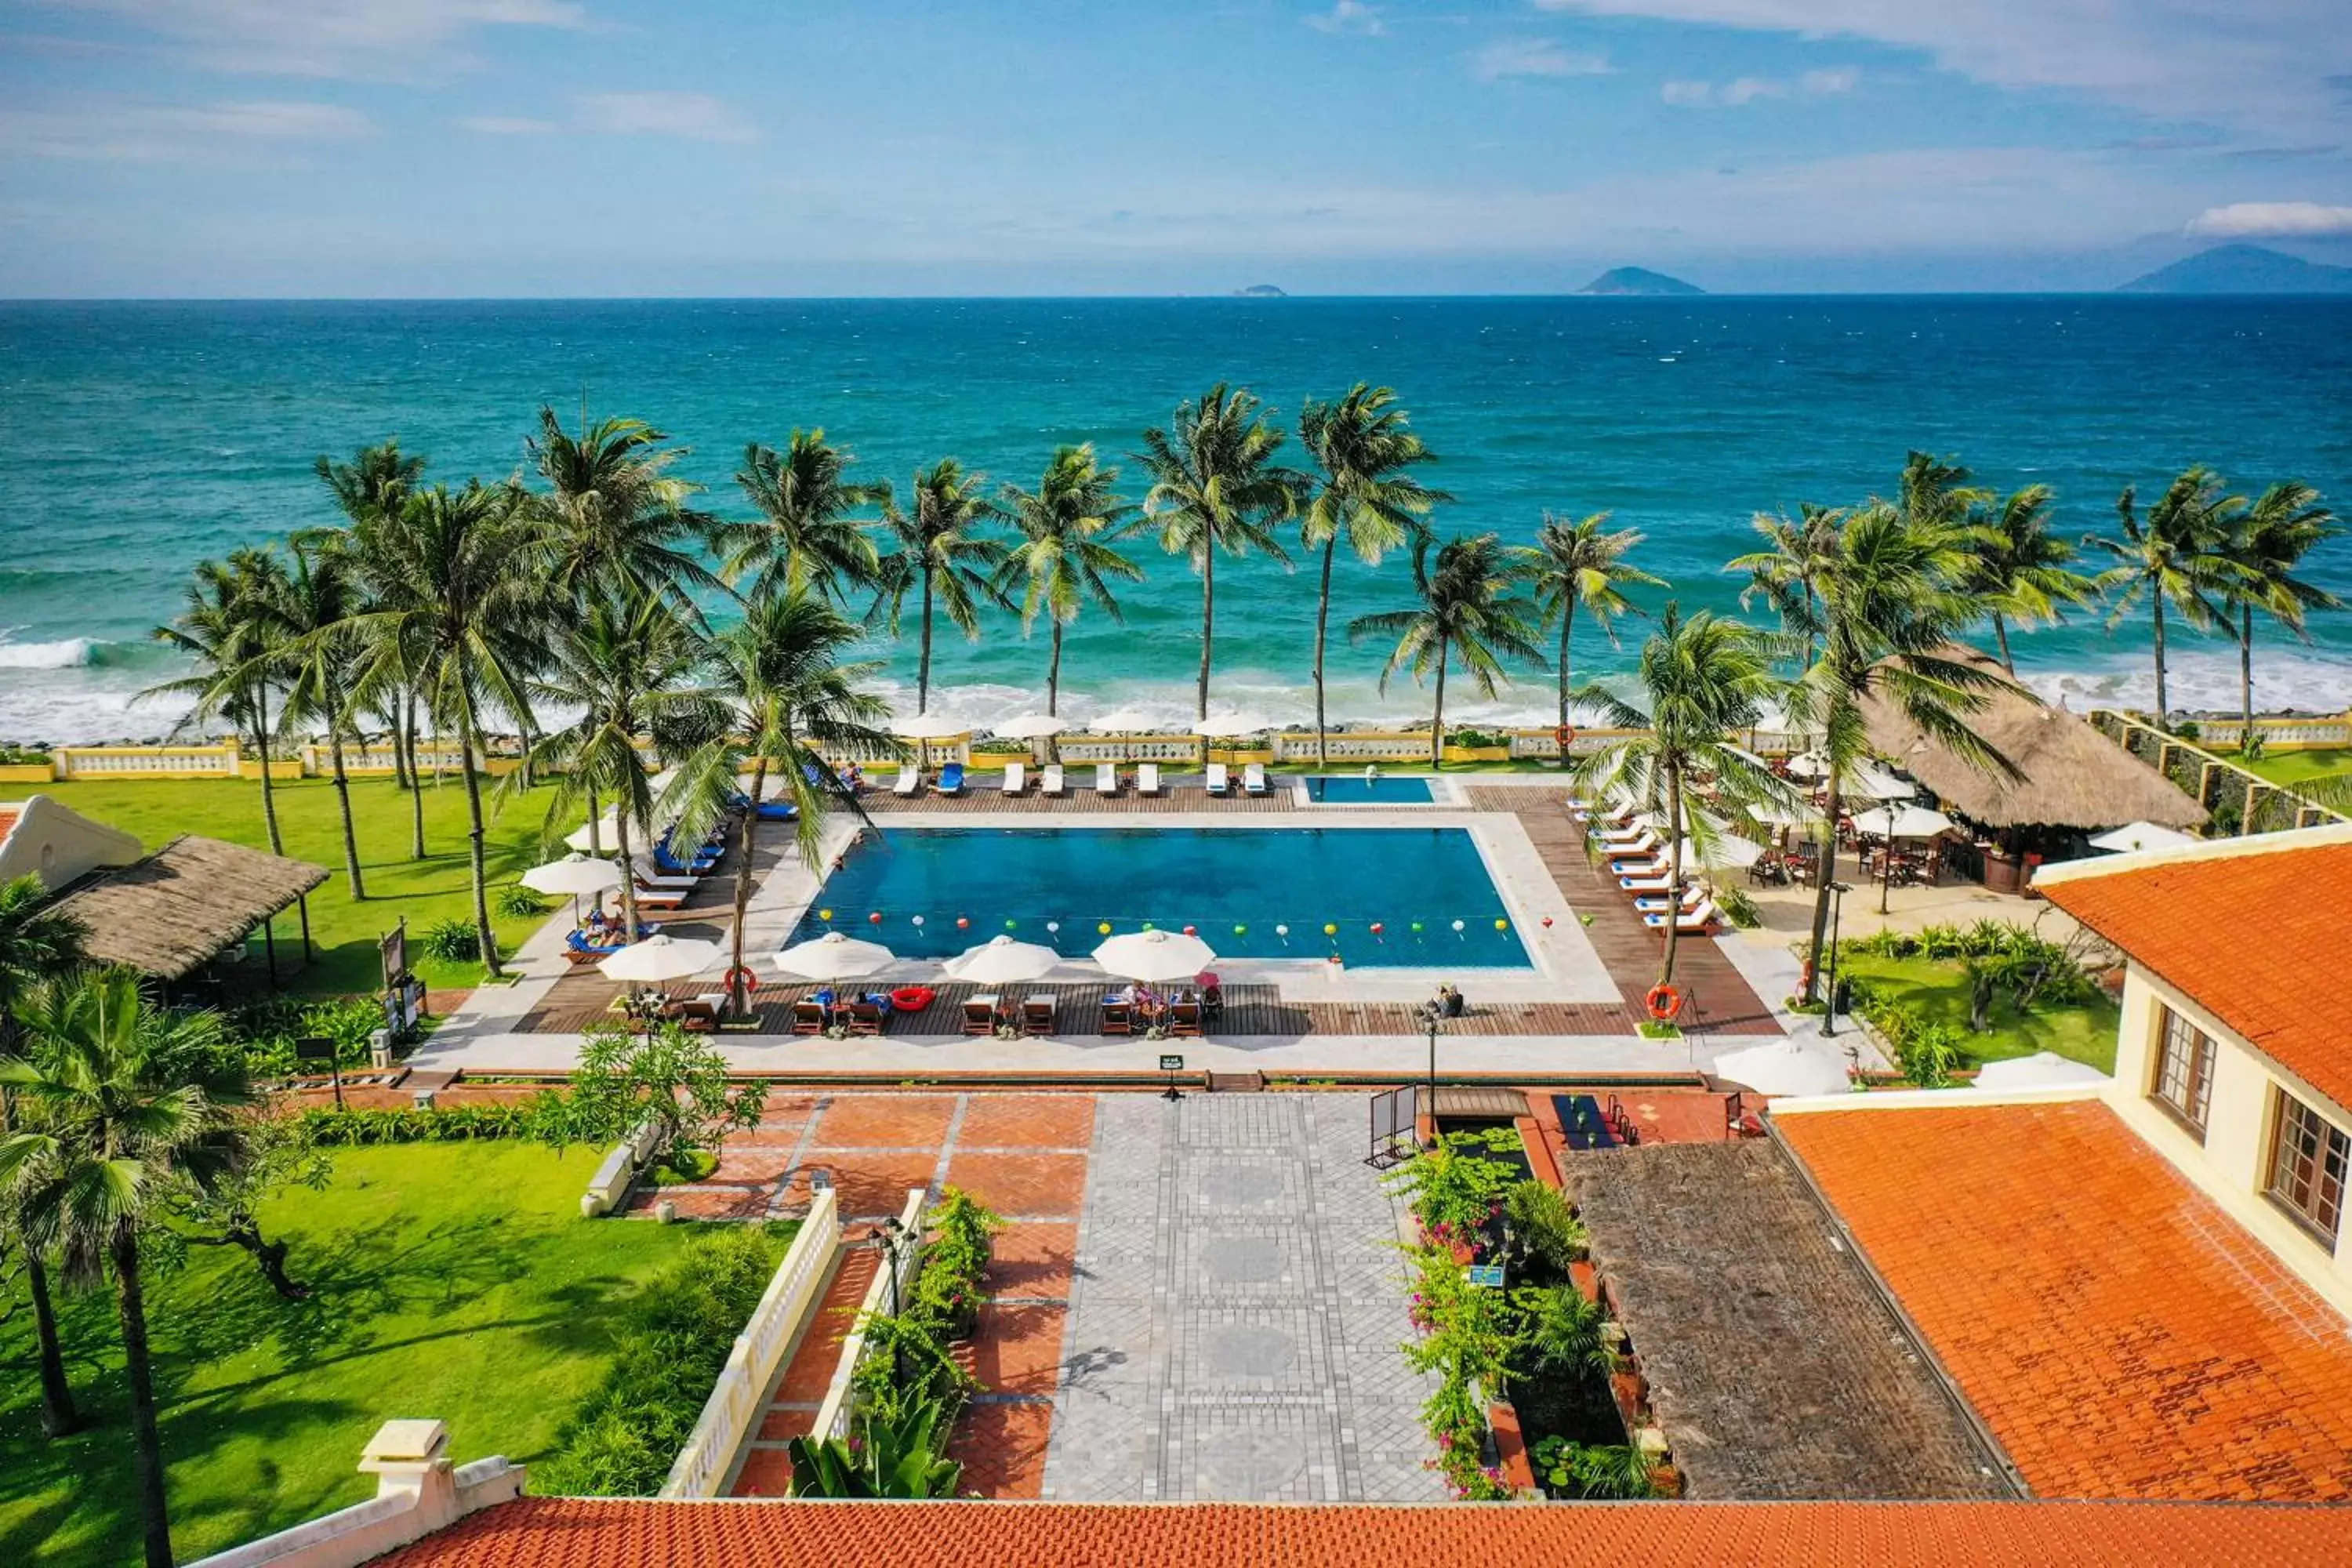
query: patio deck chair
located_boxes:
[1170,1000,1203,1038]
[938,761,967,796]
[564,929,622,965]
[1632,887,1708,915]
[1138,762,1163,797]
[630,887,689,912]
[895,764,921,797]
[846,1000,884,1036]
[790,1000,826,1036]
[962,995,999,1035]
[1243,762,1269,796]
[1040,763,1066,797]
[1618,873,1675,894]
[1094,762,1119,795]
[1609,855,1668,880]
[1099,998,1131,1036]
[667,999,719,1033]
[1002,761,1026,796]
[1205,761,1231,796]
[1022,995,1056,1036]
[1643,899,1721,933]
[630,858,699,891]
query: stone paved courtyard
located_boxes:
[1041,1094,1444,1503]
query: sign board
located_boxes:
[1158,1054,1185,1073]
[293,1036,339,1066]
[1465,1264,1506,1289]
[379,918,408,989]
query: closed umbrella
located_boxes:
[1974,1051,2108,1089]
[774,930,898,981]
[945,934,1062,985]
[522,852,623,924]
[1093,927,1218,982]
[600,934,720,983]
[2089,821,2197,855]
[1711,1040,1853,1098]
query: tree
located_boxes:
[1567,606,1793,984]
[0,874,86,1439]
[996,445,1145,717]
[2082,466,2246,727]
[1524,511,1664,739]
[539,1021,767,1174]
[720,430,886,601]
[342,481,544,978]
[1726,503,1842,673]
[526,405,720,610]
[1348,533,1546,769]
[660,590,899,1019]
[0,971,256,1568]
[2220,481,2340,749]
[314,441,427,839]
[1298,386,1448,764]
[145,548,295,855]
[871,459,1007,716]
[1788,504,2018,1000]
[1138,384,1301,722]
[275,536,372,898]
[172,1112,331,1301]
[1962,485,2098,674]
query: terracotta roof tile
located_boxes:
[1777,1098,2352,1501]
[2038,838,2352,1110]
[377,1497,2352,1566]
[0,808,19,844]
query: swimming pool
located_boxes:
[793,827,1531,967]
[1301,775,1439,804]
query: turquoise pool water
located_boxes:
[795,826,1530,967]
[1302,775,1438,804]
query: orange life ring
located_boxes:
[724,966,760,997]
[1554,724,1576,750]
[1645,983,1683,1021]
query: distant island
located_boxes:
[1577,267,1704,296]
[1231,284,1288,298]
[2118,243,2352,295]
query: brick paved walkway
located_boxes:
[1041,1094,1444,1503]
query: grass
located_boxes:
[1838,953,2120,1073]
[2224,746,2352,793]
[0,1141,772,1568]
[30,775,576,995]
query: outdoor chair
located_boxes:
[1243,762,1269,796]
[1169,1000,1203,1038]
[962,996,999,1035]
[790,1000,826,1036]
[938,762,967,796]
[1022,995,1056,1036]
[667,999,719,1033]
[1094,762,1119,795]
[1041,764,1066,797]
[846,1000,884,1036]
[1138,762,1163,796]
[1205,761,1231,795]
[1100,999,1131,1036]
[895,764,921,797]
[1001,761,1026,796]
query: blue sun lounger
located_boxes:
[937,761,967,796]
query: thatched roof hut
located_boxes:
[1860,645,2206,831]
[49,835,329,981]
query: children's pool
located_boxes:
[793,826,1531,967]
[1301,775,1439,804]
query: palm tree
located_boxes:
[872,460,1007,717]
[1896,449,1990,532]
[1348,533,1547,768]
[526,405,721,610]
[661,590,901,1018]
[0,971,255,1568]
[1139,384,1302,723]
[275,537,372,899]
[1962,485,2098,674]
[1298,386,1449,764]
[1788,504,2018,999]
[314,441,426,809]
[1525,511,1665,739]
[996,446,1145,717]
[2082,466,2246,726]
[145,547,295,855]
[1726,503,1843,672]
[720,430,886,601]
[343,482,543,978]
[2220,481,2340,748]
[1568,607,1792,984]
[0,875,85,1439]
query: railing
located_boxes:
[659,1185,842,1499]
[811,1186,929,1444]
[1054,735,1203,764]
[53,743,241,779]
[2190,713,2352,752]
[2088,710,2350,837]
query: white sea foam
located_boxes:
[0,635,96,670]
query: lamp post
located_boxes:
[869,1215,909,1317]
[1420,1002,1443,1145]
[1821,880,1852,1038]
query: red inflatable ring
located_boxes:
[1554,724,1576,750]
[724,967,760,997]
[1645,983,1683,1021]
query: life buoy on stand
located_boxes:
[724,966,760,1000]
[1645,983,1684,1022]
[1554,724,1576,753]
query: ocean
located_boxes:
[3,296,2349,744]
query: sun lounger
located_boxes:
[1618,873,1675,894]
[1632,887,1708,915]
[1094,762,1119,795]
[666,999,719,1033]
[1041,764,1066,797]
[1170,1000,1203,1038]
[1243,762,1269,796]
[630,887,689,912]
[895,763,920,797]
[632,859,699,891]
[565,929,625,965]
[1138,763,1163,797]
[938,762,966,796]
[1205,761,1231,796]
[1002,761,1026,795]
[1643,899,1721,934]
[962,995,999,1036]
[1022,995,1056,1036]
[846,1000,884,1036]
[756,798,798,821]
[791,1000,826,1036]
[1100,999,1131,1036]
[1610,855,1668,880]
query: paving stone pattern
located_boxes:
[1043,1094,1445,1503]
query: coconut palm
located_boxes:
[871,460,1007,717]
[720,430,886,601]
[314,441,427,809]
[1726,503,1843,672]
[274,537,372,899]
[1525,511,1665,737]
[2220,481,2340,749]
[1139,384,1303,723]
[2082,466,2247,726]
[660,590,900,1018]
[0,875,85,1439]
[0,971,255,1568]
[1788,504,2019,999]
[996,445,1144,717]
[1962,485,2099,674]
[343,482,544,978]
[144,547,295,855]
[1896,449,1990,532]
[526,405,721,611]
[1298,385,1449,764]
[1348,533,1547,768]
[1568,608,1792,984]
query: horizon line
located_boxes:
[6,289,2351,304]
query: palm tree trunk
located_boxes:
[917,572,935,715]
[111,1226,173,1568]
[2240,604,2256,753]
[390,698,412,791]
[1992,612,2015,676]
[1802,775,1845,1004]
[2151,590,2169,727]
[1556,599,1577,731]
[328,732,365,900]
[1047,623,1063,718]
[1430,637,1448,769]
[731,756,766,1020]
[404,689,426,860]
[252,685,284,856]
[1197,547,1216,724]
[615,808,641,946]
[27,1250,76,1437]
[453,683,502,979]
[1314,535,1338,767]
[1660,762,1683,985]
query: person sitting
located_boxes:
[1438,982,1466,1018]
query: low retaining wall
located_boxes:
[579,1120,664,1218]
[810,1186,930,1444]
[187,1423,521,1568]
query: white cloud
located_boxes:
[1664,66,1863,107]
[459,116,557,135]
[1469,39,1611,82]
[1661,79,1713,104]
[1802,66,1861,93]
[1721,75,1786,104]
[579,92,757,144]
[2186,201,2352,237]
[1305,1,1385,36]
[0,99,368,159]
[49,1,587,77]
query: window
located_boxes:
[2149,1007,2215,1134]
[2267,1093,2350,1247]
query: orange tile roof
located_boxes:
[1777,1098,2352,1501]
[2038,838,2352,1111]
[0,808,18,844]
[376,1497,2352,1566]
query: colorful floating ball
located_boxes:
[1098,921,1112,935]
[1541,916,1554,928]
[1494,918,1508,931]
[1182,924,1196,936]
[1370,922,1384,935]
[1410,921,1424,932]
[1005,919,1018,930]
[1275,923,1290,938]
[912,915,925,927]
[956,916,971,929]
[818,908,833,922]
[1233,923,1247,935]
[869,912,883,924]
[1450,919,1465,932]
[1046,920,1061,934]
[1323,922,1338,936]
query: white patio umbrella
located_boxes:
[1973,1051,2109,1090]
[1785,750,1829,779]
[1850,765,1915,801]
[565,811,622,853]
[1087,707,1160,732]
[944,934,1063,985]
[773,929,898,981]
[1093,927,1218,982]
[991,713,1069,739]
[2089,821,2197,855]
[521,852,623,923]
[894,710,969,769]
[1711,1040,1853,1098]
[600,934,720,984]
[1852,804,1955,840]
[1675,833,1764,870]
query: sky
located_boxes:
[2,1,2350,295]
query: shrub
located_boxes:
[297,1099,554,1144]
[496,883,551,918]
[1714,884,1762,929]
[1530,1436,1657,1500]
[1504,1179,1588,1279]
[230,995,389,1076]
[1445,728,1508,750]
[0,744,51,765]
[419,917,481,964]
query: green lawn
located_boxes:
[2227,746,2352,793]
[30,776,573,994]
[0,1142,750,1568]
[1838,953,2121,1073]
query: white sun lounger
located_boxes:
[629,859,699,891]
[1094,762,1119,795]
[1619,872,1675,894]
[1243,761,1269,795]
[1205,761,1231,796]
[1138,762,1163,797]
[1001,761,1026,795]
[1610,855,1668,879]
[1633,887,1708,915]
[1643,899,1721,933]
[894,764,920,797]
[1041,764,1066,797]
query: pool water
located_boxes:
[1302,775,1438,804]
[795,826,1530,967]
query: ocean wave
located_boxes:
[0,636,98,670]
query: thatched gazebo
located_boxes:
[48,834,329,987]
